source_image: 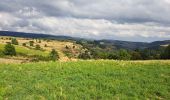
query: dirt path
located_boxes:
[56,50,69,61]
[0,58,24,64]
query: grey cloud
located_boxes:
[0,0,170,42]
[1,0,170,23]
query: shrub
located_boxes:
[49,49,59,61]
[131,51,142,60]
[29,41,34,46]
[38,40,41,43]
[78,50,91,59]
[107,53,119,60]
[35,44,41,50]
[65,45,69,49]
[3,43,16,56]
[118,49,131,60]
[22,43,26,46]
[161,45,170,59]
[0,51,5,57]
[30,55,51,62]
[11,38,18,45]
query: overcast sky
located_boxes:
[0,0,170,42]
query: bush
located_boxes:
[3,43,16,56]
[29,41,34,46]
[0,51,5,57]
[30,55,51,62]
[35,44,41,50]
[49,49,59,61]
[131,51,142,60]
[11,38,18,45]
[118,49,131,60]
[38,40,41,43]
[161,45,170,59]
[107,53,119,60]
[78,50,91,59]
[22,43,26,46]
[65,45,69,49]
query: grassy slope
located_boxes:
[0,60,170,100]
[0,36,83,61]
[0,44,49,57]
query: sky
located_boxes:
[0,0,170,42]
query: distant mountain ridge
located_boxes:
[0,31,80,40]
[96,40,148,50]
[0,31,170,50]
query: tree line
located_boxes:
[78,44,170,60]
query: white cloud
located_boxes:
[3,16,168,41]
[0,12,20,28]
[16,7,41,18]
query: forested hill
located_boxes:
[0,31,79,40]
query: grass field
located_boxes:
[0,44,49,57]
[0,60,170,100]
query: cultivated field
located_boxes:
[0,60,170,100]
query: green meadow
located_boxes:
[0,44,49,57]
[0,60,170,100]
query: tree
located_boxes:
[22,43,26,46]
[3,43,16,56]
[140,49,150,60]
[78,50,91,59]
[29,41,34,46]
[65,45,69,49]
[107,53,119,60]
[140,49,158,60]
[11,38,18,45]
[118,49,131,60]
[131,51,142,60]
[49,49,59,61]
[0,51,4,57]
[35,44,41,50]
[38,40,41,43]
[161,45,170,59]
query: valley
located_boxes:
[0,31,169,100]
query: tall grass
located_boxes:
[0,60,170,99]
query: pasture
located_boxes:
[0,36,82,62]
[0,60,169,100]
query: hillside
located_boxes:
[1,31,170,50]
[0,31,170,61]
[0,36,83,62]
